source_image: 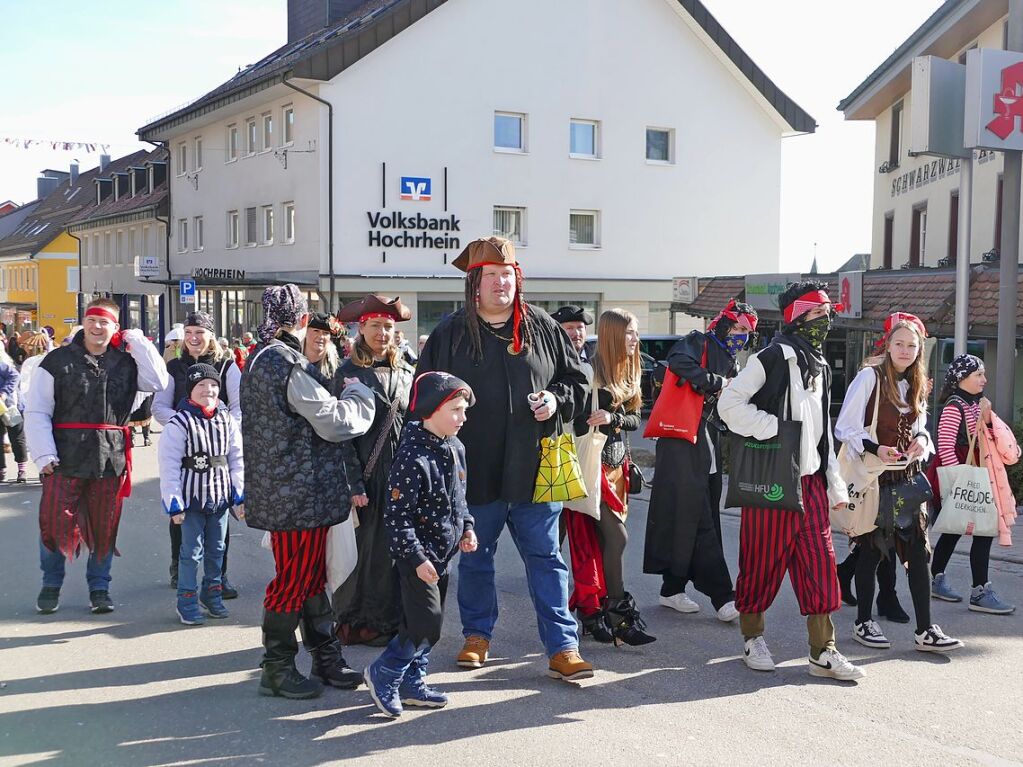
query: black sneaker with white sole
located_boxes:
[89,590,114,614]
[853,619,891,649]
[36,586,60,614]
[914,624,964,652]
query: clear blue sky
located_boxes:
[0,0,943,273]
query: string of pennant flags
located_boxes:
[2,137,111,152]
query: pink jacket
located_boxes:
[978,413,1020,546]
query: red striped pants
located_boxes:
[734,473,840,617]
[39,474,124,561]
[264,527,329,613]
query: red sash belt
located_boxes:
[54,423,133,498]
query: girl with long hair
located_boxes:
[835,318,962,651]
[331,295,416,646]
[303,313,342,380]
[928,354,1016,614]
[568,308,654,645]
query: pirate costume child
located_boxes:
[158,364,244,625]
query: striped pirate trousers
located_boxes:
[263,527,330,613]
[734,473,841,617]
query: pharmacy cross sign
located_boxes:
[987,61,1023,139]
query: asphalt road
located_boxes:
[1,433,1022,767]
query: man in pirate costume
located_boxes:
[551,305,594,364]
[718,280,865,682]
[27,297,169,614]
[416,236,593,682]
[241,285,375,699]
[158,363,244,625]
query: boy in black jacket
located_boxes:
[365,371,477,718]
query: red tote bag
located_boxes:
[643,343,706,442]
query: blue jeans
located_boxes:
[458,501,578,657]
[177,510,228,595]
[39,539,113,592]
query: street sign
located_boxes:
[910,56,970,159]
[672,277,698,303]
[179,279,196,305]
[135,255,161,278]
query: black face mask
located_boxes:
[793,315,831,351]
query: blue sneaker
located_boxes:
[969,583,1016,614]
[364,659,404,718]
[399,653,448,708]
[176,591,206,626]
[931,573,963,602]
[200,585,229,619]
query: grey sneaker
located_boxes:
[969,583,1015,614]
[742,636,775,672]
[853,619,890,649]
[808,649,865,681]
[931,572,963,602]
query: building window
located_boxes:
[245,207,257,246]
[995,174,1004,253]
[177,142,187,175]
[569,119,599,158]
[128,228,137,263]
[493,206,525,245]
[958,42,978,65]
[262,112,273,151]
[646,127,674,163]
[283,202,295,244]
[67,266,79,294]
[246,118,257,155]
[882,212,894,268]
[194,216,204,251]
[82,237,90,268]
[889,101,903,168]
[227,210,239,248]
[494,111,526,152]
[261,205,274,245]
[569,210,599,247]
[92,234,100,266]
[948,191,959,264]
[227,124,239,162]
[178,218,188,253]
[283,105,294,145]
[910,204,927,267]
[194,136,203,169]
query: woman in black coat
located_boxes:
[642,300,758,621]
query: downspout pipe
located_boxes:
[283,75,335,310]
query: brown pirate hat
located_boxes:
[451,236,517,272]
[336,294,412,323]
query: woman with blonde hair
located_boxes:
[567,308,654,645]
[330,295,416,645]
[835,315,962,652]
[153,311,242,596]
[303,313,343,380]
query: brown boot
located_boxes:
[456,635,490,668]
[547,648,594,681]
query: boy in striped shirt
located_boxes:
[158,363,244,625]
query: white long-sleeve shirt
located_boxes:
[24,329,170,471]
[834,366,933,459]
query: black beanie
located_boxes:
[186,363,220,398]
[409,371,475,420]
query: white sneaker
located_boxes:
[716,601,739,622]
[915,624,964,652]
[808,649,866,681]
[743,636,775,672]
[853,619,891,649]
[660,593,700,614]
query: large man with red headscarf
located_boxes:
[416,236,593,682]
[718,280,865,683]
[27,297,169,615]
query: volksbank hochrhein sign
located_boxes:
[366,211,461,249]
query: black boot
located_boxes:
[579,609,614,644]
[836,550,858,607]
[606,593,656,646]
[259,609,324,699]
[875,555,909,623]
[300,592,362,689]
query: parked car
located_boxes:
[584,334,684,411]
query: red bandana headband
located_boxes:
[783,290,844,324]
[85,306,123,348]
[708,299,758,332]
[359,312,393,323]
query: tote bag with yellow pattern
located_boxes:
[533,416,588,504]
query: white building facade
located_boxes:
[141,0,813,337]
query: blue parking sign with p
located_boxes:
[180,279,196,304]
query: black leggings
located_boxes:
[931,533,993,588]
[0,420,27,464]
[856,536,931,633]
[171,518,230,576]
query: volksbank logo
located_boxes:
[400,176,431,201]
